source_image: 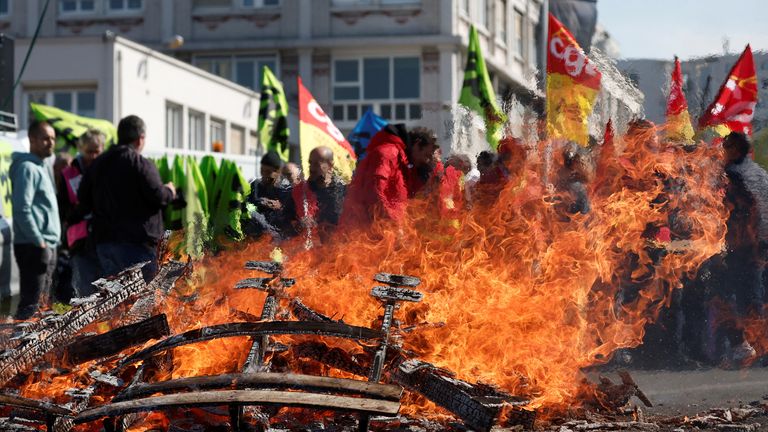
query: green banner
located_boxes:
[458,26,507,149]
[0,140,12,217]
[30,103,117,152]
[258,66,290,162]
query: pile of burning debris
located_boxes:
[0,257,765,432]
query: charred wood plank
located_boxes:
[63,314,170,365]
[292,341,372,377]
[244,261,283,274]
[0,394,74,416]
[289,298,336,323]
[0,264,148,386]
[113,372,402,403]
[235,277,295,289]
[75,390,400,423]
[389,359,532,432]
[114,321,383,374]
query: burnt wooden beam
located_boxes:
[63,314,170,365]
[389,358,533,432]
[112,372,402,403]
[0,394,74,416]
[0,264,148,386]
[292,341,372,377]
[289,298,336,323]
[114,321,383,374]
[75,390,401,424]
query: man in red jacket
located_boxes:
[341,124,437,225]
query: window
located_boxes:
[513,9,524,59]
[0,0,9,16]
[108,0,143,11]
[527,19,536,66]
[459,0,468,14]
[241,0,280,7]
[24,89,96,126]
[166,102,183,149]
[230,125,245,155]
[249,132,259,156]
[195,55,277,91]
[210,118,225,151]
[189,111,205,151]
[332,56,421,123]
[60,0,95,13]
[496,0,507,43]
[194,0,231,6]
[478,0,488,29]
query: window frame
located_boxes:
[165,101,184,150]
[513,8,525,61]
[210,117,226,152]
[496,0,508,45]
[22,89,97,128]
[59,0,97,15]
[188,110,206,151]
[331,55,422,126]
[240,0,281,8]
[106,0,144,13]
[193,54,278,91]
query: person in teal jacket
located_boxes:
[10,120,60,320]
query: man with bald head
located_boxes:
[291,146,347,229]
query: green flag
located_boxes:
[30,102,118,153]
[210,160,250,241]
[458,26,507,149]
[199,155,219,215]
[165,155,185,230]
[0,140,12,216]
[156,155,171,184]
[258,66,290,162]
[182,159,208,259]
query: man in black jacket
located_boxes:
[78,115,176,282]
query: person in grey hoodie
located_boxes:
[10,120,60,320]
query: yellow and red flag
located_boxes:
[698,45,758,136]
[665,57,695,143]
[546,13,602,146]
[298,77,357,181]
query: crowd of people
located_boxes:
[9,114,768,369]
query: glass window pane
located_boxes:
[236,60,256,90]
[394,57,419,99]
[395,103,406,120]
[361,104,372,113]
[81,0,95,10]
[333,86,359,101]
[332,105,345,121]
[61,1,77,12]
[210,119,225,151]
[347,105,358,121]
[77,92,96,117]
[230,126,245,155]
[335,60,358,83]
[409,103,422,120]
[0,0,7,15]
[264,0,280,5]
[53,92,73,112]
[380,104,392,120]
[128,0,142,9]
[109,0,123,10]
[243,0,254,6]
[363,58,390,99]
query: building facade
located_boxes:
[2,0,546,161]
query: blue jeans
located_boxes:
[96,242,157,283]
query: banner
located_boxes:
[258,66,290,162]
[0,140,12,217]
[546,13,602,146]
[698,45,758,136]
[666,57,695,143]
[458,25,507,149]
[29,103,117,151]
[298,77,356,181]
[348,108,388,160]
[182,157,208,258]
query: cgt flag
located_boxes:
[458,25,507,149]
[666,57,695,143]
[298,77,356,181]
[258,66,290,162]
[546,13,601,146]
[699,45,758,136]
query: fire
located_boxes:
[14,123,729,429]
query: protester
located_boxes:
[282,162,302,187]
[58,130,104,297]
[10,120,60,319]
[341,124,438,225]
[291,146,347,233]
[78,115,176,283]
[245,151,295,239]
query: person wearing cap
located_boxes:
[245,151,295,239]
[78,115,176,283]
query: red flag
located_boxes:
[298,77,356,180]
[546,13,602,146]
[666,57,694,142]
[698,45,758,135]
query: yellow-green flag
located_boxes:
[258,66,290,162]
[458,26,507,149]
[30,102,117,152]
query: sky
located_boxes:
[597,0,768,60]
